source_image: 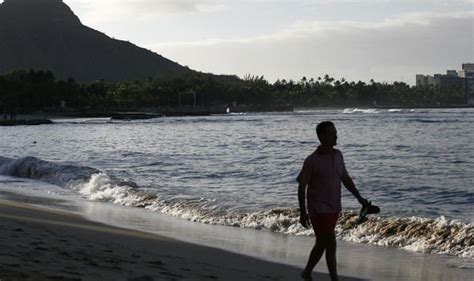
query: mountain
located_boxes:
[0,0,190,82]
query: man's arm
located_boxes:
[298,183,310,228]
[342,176,369,206]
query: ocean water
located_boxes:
[0,108,473,260]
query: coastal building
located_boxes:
[446,70,458,77]
[416,75,435,87]
[416,63,474,105]
[415,71,465,90]
[433,73,466,91]
[458,63,474,78]
[460,64,474,105]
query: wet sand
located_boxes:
[0,199,361,281]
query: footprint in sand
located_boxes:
[47,275,82,281]
[60,251,72,257]
[256,274,278,280]
[127,276,155,281]
[85,261,99,267]
[200,274,218,279]
[147,260,165,267]
[160,271,184,278]
[60,269,82,276]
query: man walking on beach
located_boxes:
[297,121,368,281]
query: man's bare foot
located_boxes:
[301,271,312,281]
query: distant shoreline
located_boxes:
[0,119,53,126]
[295,105,474,110]
[1,105,473,126]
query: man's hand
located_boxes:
[299,212,310,229]
[343,176,369,208]
[358,197,369,207]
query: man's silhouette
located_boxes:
[297,121,368,281]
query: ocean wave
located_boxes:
[52,118,112,125]
[337,213,473,259]
[0,156,140,199]
[387,109,415,113]
[0,156,98,187]
[141,201,473,259]
[0,156,472,260]
[343,108,417,114]
[74,172,474,260]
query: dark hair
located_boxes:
[316,121,335,139]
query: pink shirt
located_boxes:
[297,147,349,214]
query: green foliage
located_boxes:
[0,70,468,113]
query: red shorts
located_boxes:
[310,213,339,235]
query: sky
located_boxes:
[19,0,474,84]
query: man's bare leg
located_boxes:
[325,233,338,281]
[301,234,329,280]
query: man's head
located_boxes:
[316,121,337,147]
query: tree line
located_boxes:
[0,69,468,113]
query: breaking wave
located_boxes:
[0,156,99,187]
[343,108,380,114]
[342,108,415,114]
[0,156,472,259]
[142,203,473,259]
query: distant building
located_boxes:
[416,71,465,90]
[446,70,458,77]
[433,73,466,92]
[416,74,435,87]
[460,64,474,105]
[416,63,474,105]
[461,63,474,72]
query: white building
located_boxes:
[416,74,436,87]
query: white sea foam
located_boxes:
[77,177,473,259]
[343,108,379,114]
[77,173,144,206]
[337,214,473,259]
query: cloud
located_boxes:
[148,12,474,84]
[152,11,472,46]
[71,0,226,23]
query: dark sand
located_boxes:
[0,199,361,281]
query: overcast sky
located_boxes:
[30,1,474,83]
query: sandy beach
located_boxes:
[0,199,362,281]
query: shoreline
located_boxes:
[1,106,473,126]
[0,198,361,281]
[0,182,472,281]
[294,105,474,110]
[0,119,53,126]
